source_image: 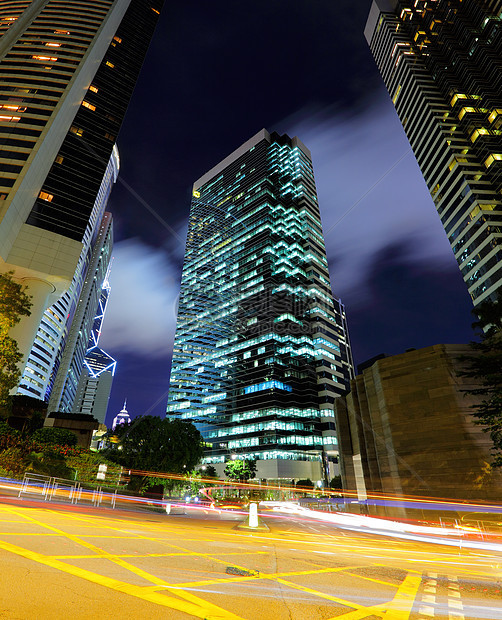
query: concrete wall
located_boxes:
[335,344,502,503]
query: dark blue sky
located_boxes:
[100,0,475,424]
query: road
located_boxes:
[0,496,500,619]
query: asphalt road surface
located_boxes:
[0,496,500,619]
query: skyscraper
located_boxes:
[167,129,354,481]
[48,209,113,412]
[0,0,163,377]
[365,0,501,306]
[72,269,117,424]
[17,146,119,403]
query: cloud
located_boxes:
[99,238,180,357]
[283,97,459,305]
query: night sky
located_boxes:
[99,0,476,425]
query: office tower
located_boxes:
[73,270,117,424]
[49,209,112,411]
[17,146,119,403]
[0,0,163,378]
[167,129,354,481]
[365,1,502,305]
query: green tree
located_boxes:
[460,294,502,467]
[200,464,218,478]
[224,458,256,482]
[31,427,78,447]
[105,416,204,475]
[296,478,314,489]
[329,475,342,490]
[0,272,32,411]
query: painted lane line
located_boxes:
[326,573,422,620]
[0,538,243,619]
[449,600,464,610]
[418,605,435,616]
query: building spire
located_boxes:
[112,398,131,431]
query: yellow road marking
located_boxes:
[0,537,243,619]
[383,572,422,620]
[327,572,422,620]
[2,506,248,618]
[273,577,364,609]
[344,572,403,589]
[0,531,62,535]
[50,551,268,560]
[153,564,369,590]
[0,531,151,538]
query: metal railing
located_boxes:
[18,473,118,508]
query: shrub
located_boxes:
[25,451,74,479]
[0,446,27,477]
[31,427,77,447]
[296,478,314,489]
[65,451,121,485]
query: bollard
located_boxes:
[249,502,258,528]
[235,502,269,531]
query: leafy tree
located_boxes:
[224,458,256,482]
[144,476,185,498]
[329,475,342,489]
[0,272,32,410]
[31,427,78,447]
[460,294,502,467]
[200,464,218,478]
[296,478,314,489]
[105,415,204,474]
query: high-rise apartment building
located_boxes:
[365,0,501,305]
[0,0,163,378]
[167,129,354,481]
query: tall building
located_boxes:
[49,209,113,411]
[365,0,502,306]
[73,268,117,424]
[0,0,163,378]
[167,129,354,481]
[17,146,119,403]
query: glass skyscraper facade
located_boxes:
[73,269,117,425]
[167,129,354,480]
[17,146,118,404]
[365,0,502,306]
